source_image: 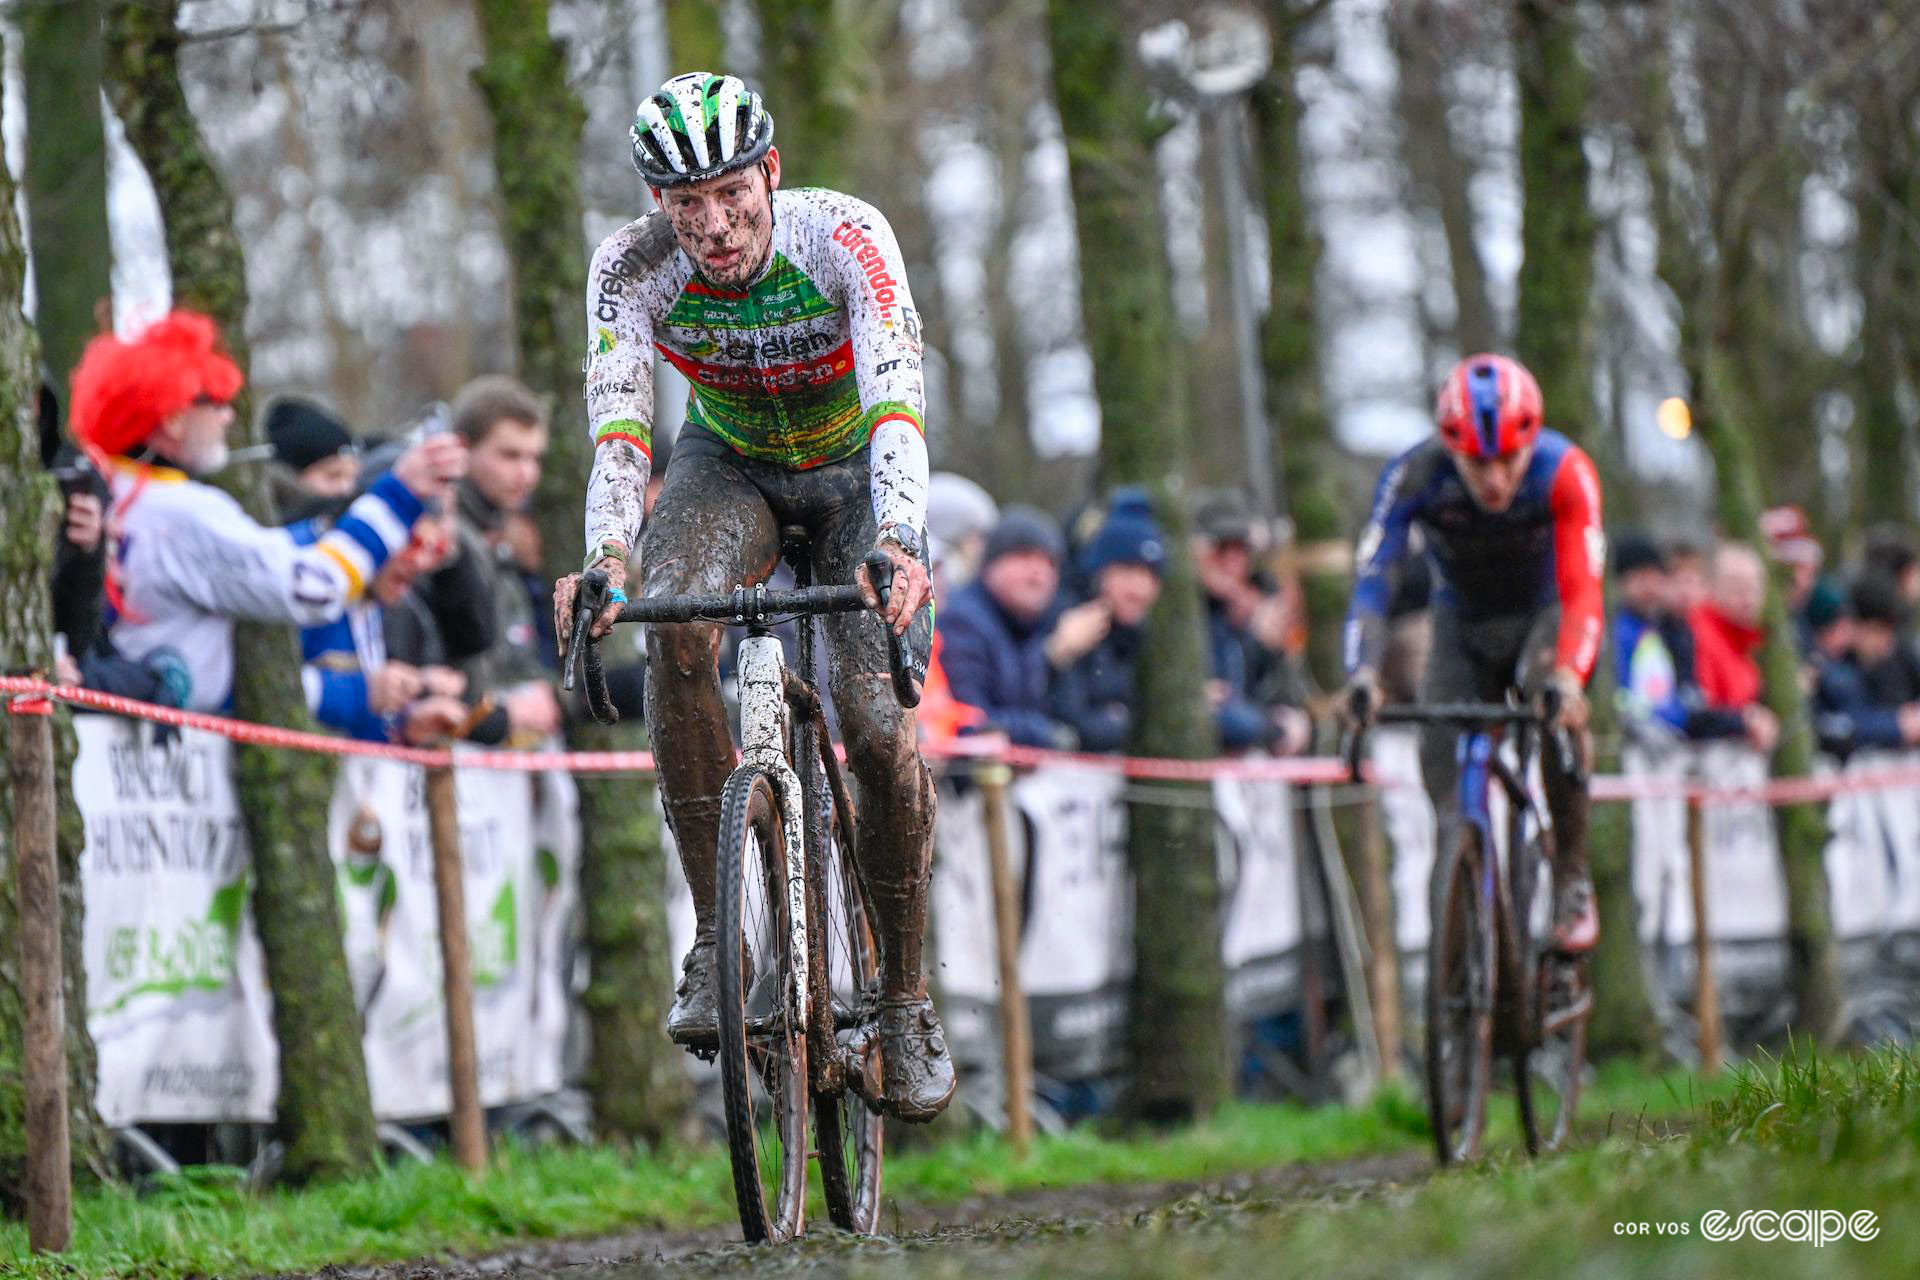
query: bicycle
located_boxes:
[563,535,919,1242]
[1348,699,1593,1165]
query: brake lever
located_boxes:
[563,569,610,695]
[863,550,922,709]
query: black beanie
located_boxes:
[266,397,355,472]
[984,506,1066,568]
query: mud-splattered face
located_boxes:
[653,150,781,290]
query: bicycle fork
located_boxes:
[738,634,812,1028]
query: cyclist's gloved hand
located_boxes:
[1341,668,1380,729]
[1541,666,1589,733]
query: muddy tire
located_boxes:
[1425,816,1494,1166]
[716,766,808,1243]
[813,816,884,1232]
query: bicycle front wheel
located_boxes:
[716,767,809,1243]
[813,818,884,1232]
[1426,816,1495,1166]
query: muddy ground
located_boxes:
[292,1151,1431,1280]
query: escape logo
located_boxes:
[1614,1211,1879,1246]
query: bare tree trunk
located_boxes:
[21,0,113,386]
[1048,0,1228,1125]
[1852,84,1920,526]
[1641,15,1839,1043]
[470,0,689,1143]
[102,0,378,1184]
[1390,0,1498,355]
[0,77,113,1216]
[1512,0,1660,1059]
[1253,6,1341,690]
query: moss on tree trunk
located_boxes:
[1512,0,1659,1059]
[1252,11,1341,692]
[1048,0,1228,1125]
[21,0,113,387]
[470,0,689,1140]
[0,83,114,1213]
[102,0,377,1184]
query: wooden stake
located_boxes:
[978,764,1033,1153]
[1687,800,1723,1074]
[9,698,71,1252]
[425,764,487,1170]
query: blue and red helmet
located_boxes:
[1435,353,1543,459]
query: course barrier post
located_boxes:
[978,762,1033,1153]
[425,764,488,1170]
[1686,798,1723,1074]
[8,692,71,1252]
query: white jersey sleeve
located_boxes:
[817,199,929,536]
[142,474,424,626]
[582,215,676,562]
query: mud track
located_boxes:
[287,1150,1431,1280]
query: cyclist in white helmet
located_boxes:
[553,72,952,1121]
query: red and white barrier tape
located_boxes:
[7,674,1917,804]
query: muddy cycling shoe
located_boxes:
[666,939,719,1046]
[1550,873,1599,954]
[871,995,957,1122]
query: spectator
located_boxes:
[1048,490,1166,752]
[298,507,477,745]
[1686,541,1779,753]
[1609,531,1745,745]
[1666,537,1708,615]
[939,506,1075,748]
[266,396,360,517]
[926,471,998,594]
[1813,573,1920,757]
[1192,489,1308,753]
[1759,504,1823,610]
[1851,571,1920,710]
[1862,524,1920,607]
[72,311,462,714]
[449,374,561,744]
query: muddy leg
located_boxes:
[639,455,779,935]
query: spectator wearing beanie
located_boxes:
[1049,490,1166,752]
[72,311,463,713]
[266,396,360,515]
[939,505,1077,748]
[1813,573,1920,758]
[926,471,999,594]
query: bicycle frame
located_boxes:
[1455,722,1549,1000]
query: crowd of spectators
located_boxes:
[929,481,1315,757]
[1612,506,1920,765]
[38,310,572,757]
[43,313,1920,775]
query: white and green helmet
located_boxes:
[630,71,775,187]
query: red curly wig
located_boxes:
[69,311,244,459]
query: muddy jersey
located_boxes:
[581,187,929,560]
[1344,431,1605,682]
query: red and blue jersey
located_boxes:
[1344,430,1605,682]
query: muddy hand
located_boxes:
[858,539,932,636]
[553,558,627,660]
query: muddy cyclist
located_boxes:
[553,71,953,1121]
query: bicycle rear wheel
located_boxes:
[812,823,884,1232]
[716,767,808,1243]
[1426,816,1495,1166]
[1514,840,1590,1155]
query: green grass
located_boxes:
[0,1062,1713,1278]
[861,1043,1920,1280]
